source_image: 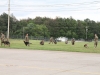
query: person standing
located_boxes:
[71,38,75,45]
[49,37,54,44]
[0,33,5,46]
[94,34,98,48]
[24,33,29,46]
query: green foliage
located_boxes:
[23,23,49,38]
[0,12,100,39]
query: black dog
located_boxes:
[24,41,30,46]
[23,41,32,46]
[2,41,10,47]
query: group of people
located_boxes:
[0,33,99,48]
[41,34,98,48]
[65,38,76,45]
[65,34,98,48]
[83,34,98,48]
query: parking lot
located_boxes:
[0,48,100,75]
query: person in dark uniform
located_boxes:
[94,34,98,48]
[40,40,44,45]
[0,33,5,46]
[24,33,29,46]
[71,38,75,45]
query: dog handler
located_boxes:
[24,33,29,46]
[0,33,5,46]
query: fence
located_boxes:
[10,35,50,41]
[9,35,95,42]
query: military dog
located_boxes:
[54,40,57,44]
[2,39,10,47]
[24,41,30,46]
[84,44,88,48]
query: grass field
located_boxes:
[0,39,100,53]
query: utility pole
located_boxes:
[23,27,24,39]
[86,26,88,40]
[7,0,10,39]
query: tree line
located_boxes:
[0,12,100,40]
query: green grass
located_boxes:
[0,39,100,53]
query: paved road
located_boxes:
[0,48,100,75]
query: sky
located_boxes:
[0,0,100,21]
